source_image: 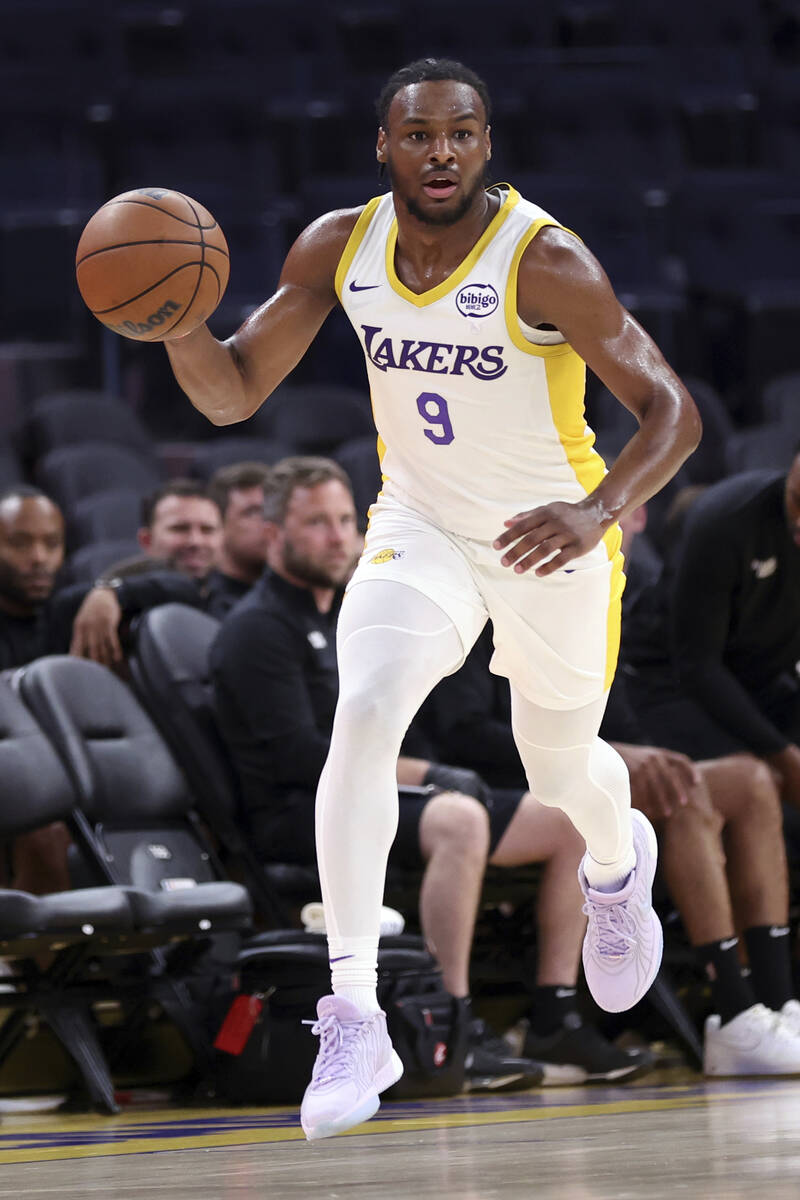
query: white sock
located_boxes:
[583,846,637,893]
[329,935,381,1015]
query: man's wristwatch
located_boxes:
[93,576,125,595]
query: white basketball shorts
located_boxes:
[346,493,625,711]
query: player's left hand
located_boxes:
[493,499,607,576]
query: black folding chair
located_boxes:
[14,657,254,1092]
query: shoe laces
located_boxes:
[303,1012,367,1086]
[583,898,637,959]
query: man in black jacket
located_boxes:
[663,451,800,812]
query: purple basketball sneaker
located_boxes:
[579,809,663,1013]
[300,996,403,1140]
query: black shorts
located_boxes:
[251,785,523,872]
[389,785,523,868]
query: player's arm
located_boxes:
[165,209,360,426]
[495,229,701,574]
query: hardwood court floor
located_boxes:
[0,1077,799,1199]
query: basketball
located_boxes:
[75,187,230,341]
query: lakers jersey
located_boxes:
[336,184,608,543]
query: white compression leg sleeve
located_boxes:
[509,688,635,885]
[316,580,464,1011]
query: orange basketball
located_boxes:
[75,187,230,341]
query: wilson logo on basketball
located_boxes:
[109,299,181,337]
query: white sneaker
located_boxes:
[300,996,403,1140]
[703,1003,800,1076]
[780,998,800,1036]
[579,809,663,1013]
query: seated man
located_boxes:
[64,479,223,665]
[607,505,800,1075]
[423,625,654,1083]
[207,462,274,617]
[211,456,548,1091]
[631,447,800,809]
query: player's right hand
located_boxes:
[493,496,610,576]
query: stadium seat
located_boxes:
[128,603,290,926]
[15,653,254,1084]
[28,391,153,460]
[761,371,800,425]
[257,384,374,454]
[64,538,143,584]
[0,446,24,489]
[724,423,798,473]
[16,656,251,927]
[679,376,735,484]
[0,672,250,1110]
[0,678,137,1110]
[333,434,382,529]
[35,444,160,511]
[68,488,143,550]
[189,436,296,480]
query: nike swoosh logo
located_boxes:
[349,281,380,292]
[770,926,790,938]
[719,938,738,951]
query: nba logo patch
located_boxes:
[455,283,499,318]
[370,548,405,564]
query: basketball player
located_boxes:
[160,60,701,1138]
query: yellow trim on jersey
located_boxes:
[504,219,577,358]
[542,352,624,687]
[385,185,520,308]
[334,196,383,303]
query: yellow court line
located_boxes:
[0,1088,769,1164]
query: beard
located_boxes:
[281,539,349,590]
[0,558,53,613]
[388,161,489,227]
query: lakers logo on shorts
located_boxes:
[370,548,405,564]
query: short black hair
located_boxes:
[140,478,218,528]
[376,58,492,129]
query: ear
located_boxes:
[137,527,151,552]
[485,124,492,162]
[376,127,387,162]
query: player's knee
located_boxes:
[334,684,402,747]
[419,791,490,862]
[529,759,588,811]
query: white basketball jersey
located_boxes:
[336,184,609,542]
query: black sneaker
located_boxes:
[522,1017,655,1085]
[464,1017,544,1092]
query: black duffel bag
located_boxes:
[212,930,467,1103]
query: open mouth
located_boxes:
[423,177,458,199]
